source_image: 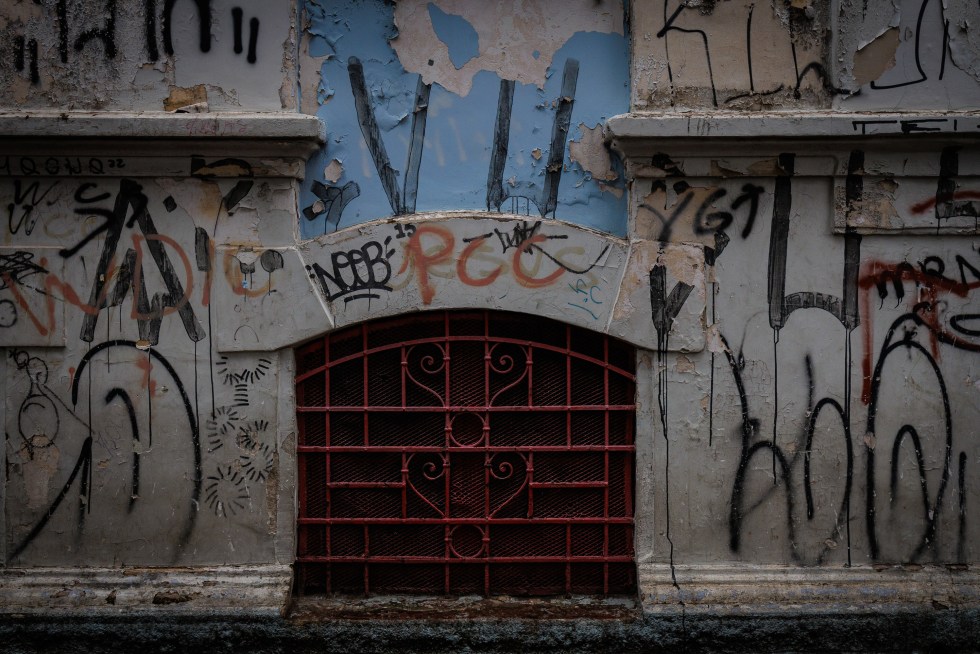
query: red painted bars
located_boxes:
[295,311,636,596]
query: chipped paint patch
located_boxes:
[569,124,617,182]
[705,324,726,354]
[1,3,293,111]
[636,184,728,246]
[323,159,344,183]
[945,3,980,84]
[710,161,745,177]
[674,354,696,373]
[21,443,60,512]
[427,2,480,70]
[631,0,828,109]
[747,159,785,176]
[843,177,900,230]
[164,85,208,112]
[609,240,706,351]
[569,124,623,198]
[853,28,900,87]
[391,0,623,97]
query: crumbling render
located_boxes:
[390,0,622,96]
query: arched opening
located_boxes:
[294,310,636,596]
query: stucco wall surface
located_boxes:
[0,0,296,112]
[614,124,980,572]
[632,0,980,111]
[0,0,979,642]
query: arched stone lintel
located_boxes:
[214,213,706,354]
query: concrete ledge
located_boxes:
[639,563,980,615]
[606,111,980,157]
[0,565,292,617]
[0,111,324,141]
[0,111,324,161]
[4,563,976,619]
[607,111,980,139]
[0,564,977,651]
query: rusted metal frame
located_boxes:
[324,335,333,592]
[565,324,573,594]
[360,323,370,593]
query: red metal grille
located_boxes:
[295,310,636,596]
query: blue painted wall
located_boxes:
[300,0,629,238]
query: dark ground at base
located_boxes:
[1,609,978,653]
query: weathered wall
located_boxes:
[0,0,296,111]
[0,149,303,568]
[633,0,980,111]
[0,133,688,579]
[298,0,630,236]
[0,1,646,606]
[623,0,980,580]
[612,124,980,573]
[1,0,979,631]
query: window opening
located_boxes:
[295,310,636,596]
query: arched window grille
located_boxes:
[295,310,636,596]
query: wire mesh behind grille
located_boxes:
[295,310,636,597]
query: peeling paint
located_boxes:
[674,354,696,373]
[569,123,624,198]
[391,0,623,97]
[427,2,480,70]
[710,161,745,178]
[636,183,730,246]
[323,159,343,183]
[853,27,900,87]
[0,0,294,111]
[300,0,628,237]
[569,124,617,182]
[835,0,980,109]
[946,4,980,84]
[632,0,829,110]
[632,0,980,110]
[164,85,208,112]
[21,443,60,512]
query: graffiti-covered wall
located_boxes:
[0,142,308,570]
[633,0,980,111]
[1,0,295,111]
[298,0,629,236]
[610,119,980,577]
[1,0,980,625]
[623,1,980,600]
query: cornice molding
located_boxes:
[607,112,980,159]
[0,112,324,167]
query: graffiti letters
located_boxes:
[307,238,395,303]
[0,156,126,178]
[9,1,263,88]
[6,179,59,235]
[63,178,205,344]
